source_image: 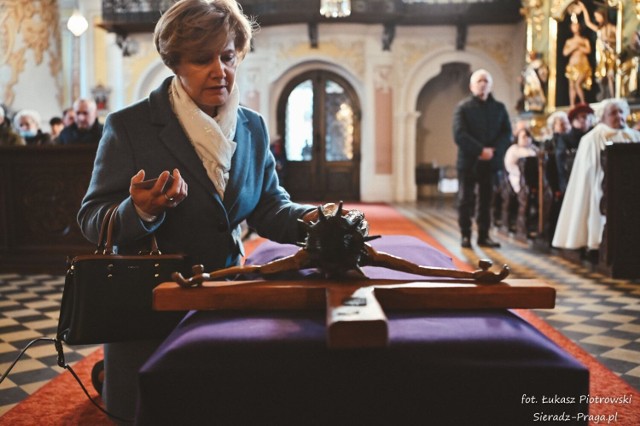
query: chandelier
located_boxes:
[320,0,352,18]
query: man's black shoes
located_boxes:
[461,236,472,248]
[477,237,501,248]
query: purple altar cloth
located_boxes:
[137,236,589,425]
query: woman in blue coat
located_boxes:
[77,0,316,420]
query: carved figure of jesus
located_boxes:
[563,19,593,107]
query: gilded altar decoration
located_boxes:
[520,0,546,51]
[521,51,549,112]
[0,0,62,106]
[619,30,640,99]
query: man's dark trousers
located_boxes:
[458,161,493,240]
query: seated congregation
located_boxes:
[0,98,103,147]
[496,98,640,277]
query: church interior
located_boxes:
[1,0,640,423]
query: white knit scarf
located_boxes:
[170,76,238,199]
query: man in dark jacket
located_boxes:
[453,69,511,248]
[57,98,103,145]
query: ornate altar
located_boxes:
[520,0,640,114]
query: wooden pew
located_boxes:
[598,142,640,278]
[0,146,96,273]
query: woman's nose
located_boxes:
[209,59,225,78]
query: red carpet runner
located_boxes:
[2,203,638,425]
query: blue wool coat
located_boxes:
[78,77,311,270]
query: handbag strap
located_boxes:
[104,204,162,255]
[95,204,119,254]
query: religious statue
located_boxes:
[521,51,549,112]
[562,14,593,107]
[173,202,510,287]
[578,1,617,100]
[619,30,640,100]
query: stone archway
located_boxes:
[134,60,173,101]
[415,62,470,200]
[395,47,516,202]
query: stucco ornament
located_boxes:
[0,0,62,105]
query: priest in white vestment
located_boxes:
[553,99,640,250]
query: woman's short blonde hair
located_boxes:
[154,0,255,70]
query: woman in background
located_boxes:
[553,98,640,252]
[13,109,52,145]
[0,105,24,146]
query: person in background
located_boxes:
[543,110,571,186]
[494,117,533,227]
[545,111,571,146]
[503,128,539,233]
[553,98,640,252]
[505,128,539,195]
[453,69,512,248]
[49,116,64,141]
[77,0,327,420]
[270,134,286,182]
[543,110,571,240]
[0,105,25,146]
[555,103,594,194]
[62,107,75,127]
[57,98,103,144]
[13,109,52,145]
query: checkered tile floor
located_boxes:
[1,200,639,417]
[396,200,640,391]
[0,274,98,416]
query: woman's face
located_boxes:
[18,116,38,132]
[174,38,238,117]
[553,117,570,134]
[517,130,532,147]
[602,104,626,129]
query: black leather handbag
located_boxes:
[57,204,188,345]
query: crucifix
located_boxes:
[153,204,555,349]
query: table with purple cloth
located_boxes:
[137,236,589,425]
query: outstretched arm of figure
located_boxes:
[578,2,598,33]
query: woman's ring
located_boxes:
[164,193,175,202]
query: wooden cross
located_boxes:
[153,264,554,349]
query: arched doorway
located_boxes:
[415,62,469,199]
[277,70,361,201]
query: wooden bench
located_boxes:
[0,146,96,273]
[597,142,640,278]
